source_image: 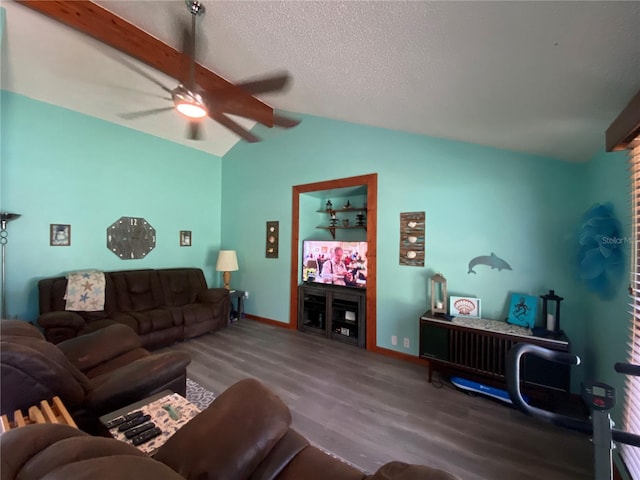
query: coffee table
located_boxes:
[99,391,200,455]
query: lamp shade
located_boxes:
[216,250,239,272]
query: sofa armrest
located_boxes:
[366,461,460,480]
[155,378,291,480]
[84,351,191,414]
[57,324,142,373]
[196,288,229,304]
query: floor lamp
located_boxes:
[1,212,21,319]
[216,250,239,290]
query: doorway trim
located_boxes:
[289,173,378,350]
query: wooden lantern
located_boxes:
[430,273,447,315]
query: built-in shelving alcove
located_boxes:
[290,174,378,351]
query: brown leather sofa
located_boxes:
[0,378,459,480]
[0,319,191,432]
[37,267,230,349]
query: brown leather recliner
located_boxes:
[0,319,191,432]
[0,378,460,480]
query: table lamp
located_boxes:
[216,250,239,290]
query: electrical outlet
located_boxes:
[391,335,398,346]
[244,291,249,299]
[403,337,410,348]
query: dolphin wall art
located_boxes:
[468,253,512,274]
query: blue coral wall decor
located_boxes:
[577,203,626,300]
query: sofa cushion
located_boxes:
[159,268,208,306]
[110,270,163,312]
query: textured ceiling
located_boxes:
[2,1,640,161]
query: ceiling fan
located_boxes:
[119,0,300,143]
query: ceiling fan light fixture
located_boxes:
[176,101,207,119]
[172,85,208,119]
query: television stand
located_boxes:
[298,283,365,348]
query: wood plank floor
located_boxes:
[163,319,592,480]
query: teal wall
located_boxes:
[2,89,633,397]
[0,7,5,199]
[222,114,591,385]
[583,148,630,422]
[0,92,224,320]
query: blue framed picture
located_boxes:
[507,293,538,328]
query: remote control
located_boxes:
[124,421,156,439]
[131,427,162,446]
[118,414,151,432]
[104,410,144,429]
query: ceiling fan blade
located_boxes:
[108,54,175,95]
[210,112,261,143]
[186,121,203,141]
[273,113,301,129]
[118,106,175,120]
[237,72,291,95]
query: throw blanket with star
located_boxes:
[64,270,106,311]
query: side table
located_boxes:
[229,289,247,322]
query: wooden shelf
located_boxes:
[317,207,367,239]
[317,207,367,214]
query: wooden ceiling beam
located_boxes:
[16,0,275,127]
[606,89,640,152]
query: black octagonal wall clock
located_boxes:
[107,216,156,259]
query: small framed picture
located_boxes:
[507,293,538,328]
[180,230,192,246]
[50,224,71,246]
[450,296,481,318]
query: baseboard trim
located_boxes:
[244,314,291,329]
[370,345,427,365]
[244,317,426,365]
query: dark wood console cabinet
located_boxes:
[298,283,365,348]
[419,312,571,399]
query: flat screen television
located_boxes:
[302,240,368,289]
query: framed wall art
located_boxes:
[399,211,425,266]
[50,224,71,246]
[507,293,538,328]
[266,221,279,258]
[450,296,482,318]
[180,230,192,246]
